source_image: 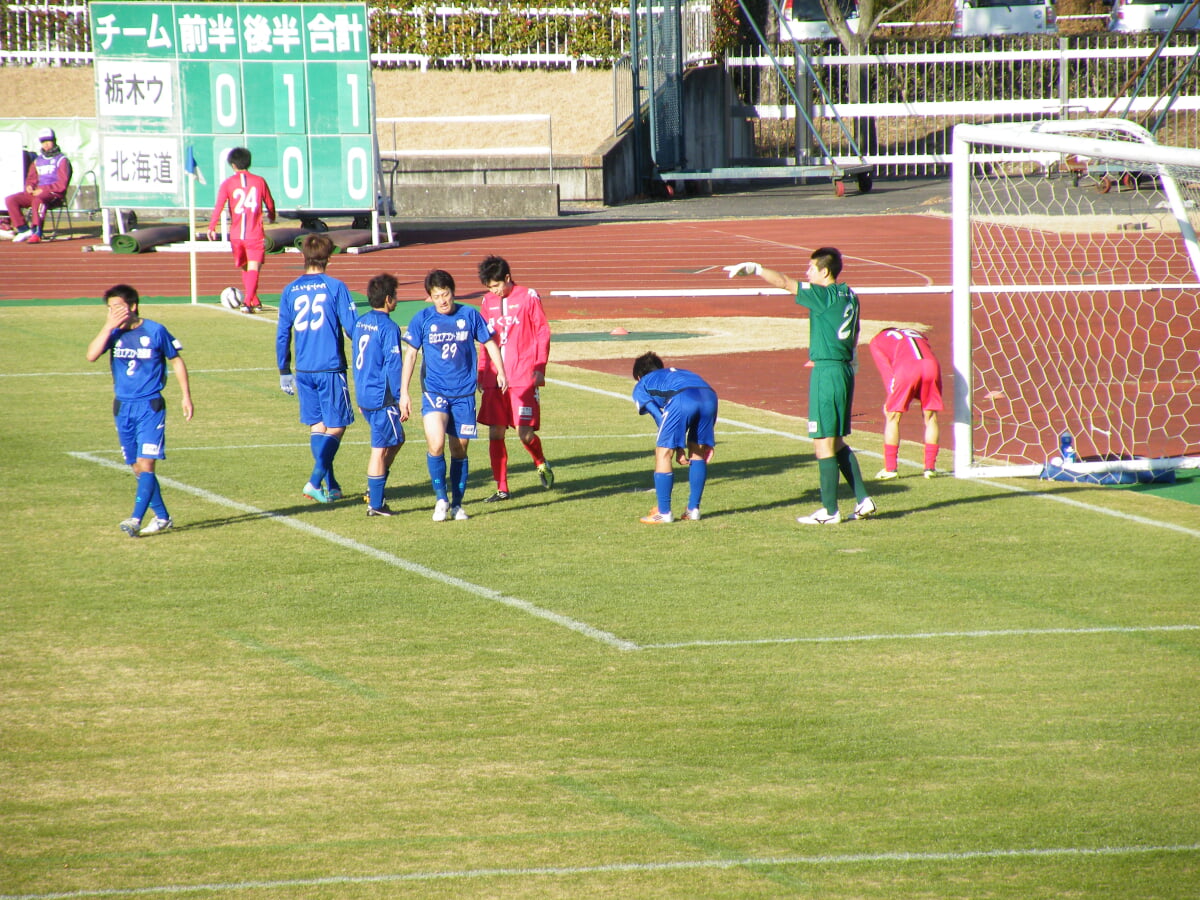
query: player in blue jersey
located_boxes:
[631,352,718,524]
[353,273,406,517]
[86,284,194,537]
[400,269,508,522]
[276,233,359,504]
[726,248,875,524]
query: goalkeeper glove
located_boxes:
[280,374,295,395]
[724,262,762,278]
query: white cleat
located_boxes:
[432,499,449,522]
[797,507,841,525]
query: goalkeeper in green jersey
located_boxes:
[725,248,876,525]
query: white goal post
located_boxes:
[950,119,1200,479]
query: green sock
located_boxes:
[836,445,868,503]
[818,457,840,514]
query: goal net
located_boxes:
[950,119,1200,479]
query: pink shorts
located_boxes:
[884,357,944,413]
[231,237,265,268]
[478,384,541,430]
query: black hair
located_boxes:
[103,283,139,310]
[810,246,843,280]
[632,351,665,381]
[477,255,511,285]
[425,269,456,295]
[228,147,252,170]
[367,273,399,309]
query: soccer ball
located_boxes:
[220,286,244,309]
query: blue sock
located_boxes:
[132,472,157,522]
[427,453,448,501]
[148,473,169,519]
[308,433,328,488]
[449,456,468,506]
[654,471,674,515]
[317,434,341,490]
[367,474,387,509]
[687,459,707,511]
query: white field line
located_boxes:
[4,842,1197,900]
[67,451,639,653]
[640,624,1200,651]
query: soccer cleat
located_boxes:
[326,487,343,501]
[797,507,841,525]
[12,229,33,242]
[367,505,395,517]
[119,517,142,538]
[241,304,255,314]
[537,461,555,489]
[846,497,877,521]
[23,233,41,244]
[684,508,701,521]
[640,508,674,524]
[451,505,470,521]
[875,468,899,480]
[140,516,173,535]
[432,499,450,522]
[484,490,511,503]
[303,483,329,503]
[923,468,939,479]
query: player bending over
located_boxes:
[868,326,944,479]
[632,351,718,524]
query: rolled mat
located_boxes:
[265,227,311,254]
[326,229,374,251]
[110,225,192,254]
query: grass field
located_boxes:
[3,301,1199,899]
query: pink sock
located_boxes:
[924,443,939,470]
[884,444,899,471]
[489,440,508,492]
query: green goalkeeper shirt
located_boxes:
[796,281,860,364]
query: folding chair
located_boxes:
[43,165,101,242]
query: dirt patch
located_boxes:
[0,67,617,155]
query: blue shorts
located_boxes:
[421,391,478,440]
[361,405,406,449]
[297,371,355,428]
[114,397,167,464]
[657,387,718,450]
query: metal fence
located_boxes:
[729,33,1200,173]
[5,3,1199,175]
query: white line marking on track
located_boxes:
[67,451,639,653]
[640,624,1200,650]
[550,285,950,298]
[4,842,1196,899]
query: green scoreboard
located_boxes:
[90,2,373,212]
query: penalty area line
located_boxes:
[639,624,1200,651]
[67,451,639,652]
[4,842,1197,899]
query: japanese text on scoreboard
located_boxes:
[91,2,373,211]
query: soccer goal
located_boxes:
[950,118,1200,479]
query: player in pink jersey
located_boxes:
[476,255,554,501]
[207,147,276,313]
[868,326,944,479]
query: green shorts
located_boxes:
[807,362,855,439]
